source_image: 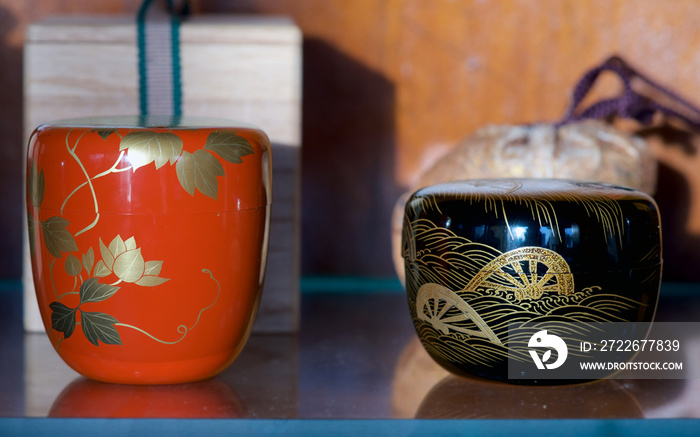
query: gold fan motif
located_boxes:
[415,247,575,346]
[464,247,574,301]
[416,283,502,345]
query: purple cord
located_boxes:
[557,56,700,131]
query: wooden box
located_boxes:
[23,15,302,333]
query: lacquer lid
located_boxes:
[403,179,662,274]
[27,116,271,214]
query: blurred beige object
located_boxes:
[391,120,657,282]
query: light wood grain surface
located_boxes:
[3,0,700,282]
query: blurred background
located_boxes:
[3,0,700,284]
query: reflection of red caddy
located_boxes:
[49,377,248,418]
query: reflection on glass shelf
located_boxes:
[391,336,700,419]
[23,331,298,418]
[416,375,645,419]
[49,377,248,418]
[3,290,700,420]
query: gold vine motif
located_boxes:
[28,128,254,347]
[114,269,221,346]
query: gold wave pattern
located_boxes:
[406,219,647,369]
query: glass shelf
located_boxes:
[1,282,699,435]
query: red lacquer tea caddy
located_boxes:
[26,116,271,384]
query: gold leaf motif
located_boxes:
[99,238,114,269]
[175,150,224,199]
[41,217,78,258]
[203,131,254,164]
[93,260,111,278]
[109,235,127,259]
[135,276,170,287]
[119,131,183,171]
[175,151,196,196]
[79,278,120,304]
[64,254,82,276]
[113,248,145,283]
[81,311,122,346]
[28,213,36,254]
[49,302,77,339]
[83,247,95,276]
[144,260,163,276]
[124,236,137,251]
[29,163,45,208]
[91,128,118,141]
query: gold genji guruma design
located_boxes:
[402,179,662,384]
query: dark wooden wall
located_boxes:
[3,0,700,280]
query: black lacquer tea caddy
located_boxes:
[401,179,662,383]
